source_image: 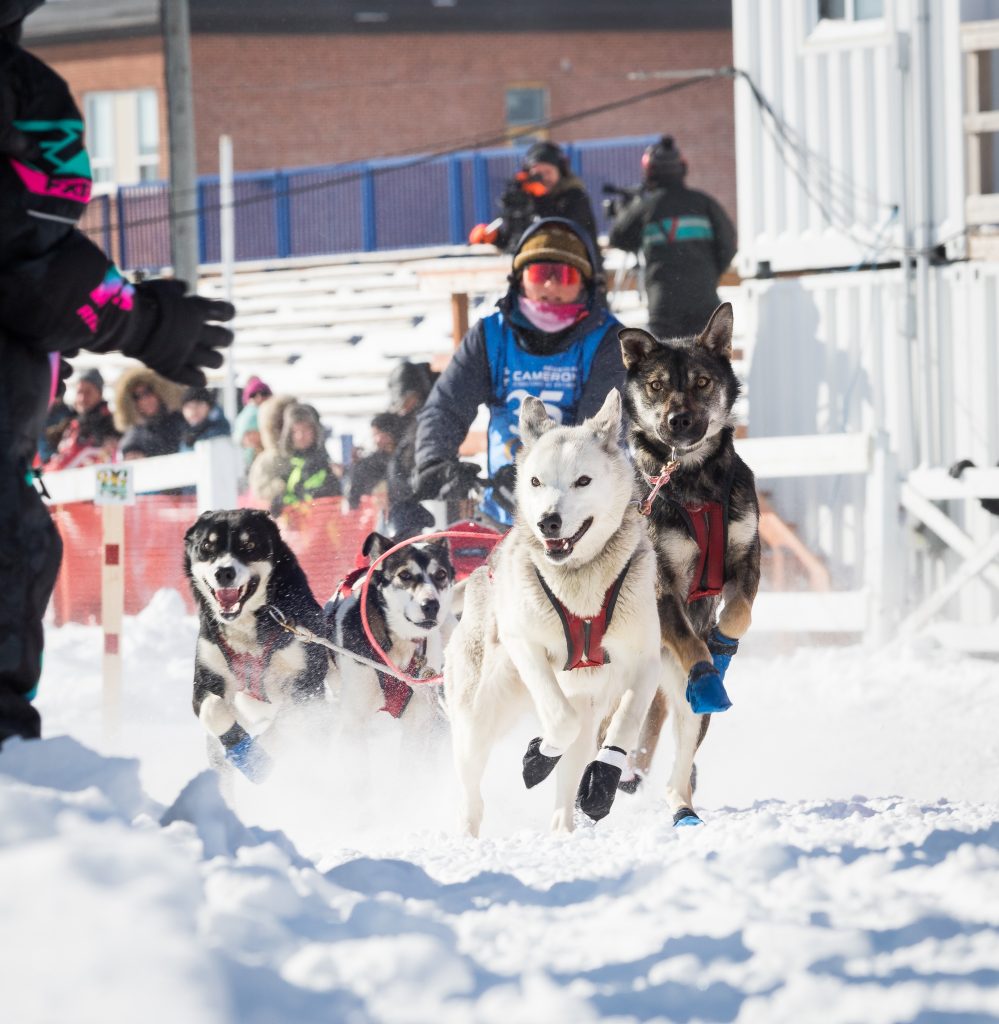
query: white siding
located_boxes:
[740,265,998,622]
[733,1,966,275]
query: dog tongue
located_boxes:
[545,538,570,553]
[216,588,241,611]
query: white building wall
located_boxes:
[733,1,966,276]
[740,265,998,622]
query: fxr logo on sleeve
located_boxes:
[9,118,93,204]
[75,267,135,333]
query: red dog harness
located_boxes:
[534,559,632,671]
[682,502,726,602]
[377,640,426,719]
[639,461,733,604]
[216,634,281,702]
[328,565,424,719]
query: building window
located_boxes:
[83,89,160,188]
[818,0,884,21]
[506,85,549,143]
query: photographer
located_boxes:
[608,135,736,339]
[469,141,599,256]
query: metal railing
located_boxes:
[80,135,658,272]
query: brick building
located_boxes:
[24,0,736,219]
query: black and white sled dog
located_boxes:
[618,302,761,826]
[446,390,662,835]
[184,509,333,783]
[324,531,457,746]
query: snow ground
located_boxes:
[3,588,999,1024]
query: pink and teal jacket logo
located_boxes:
[9,118,92,204]
[76,267,135,334]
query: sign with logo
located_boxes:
[94,464,135,506]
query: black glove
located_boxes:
[491,463,517,515]
[123,279,235,387]
[412,458,483,502]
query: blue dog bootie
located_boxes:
[706,626,739,682]
[686,660,732,714]
[222,728,273,783]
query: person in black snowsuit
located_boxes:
[608,135,737,339]
[0,0,235,744]
[469,141,600,257]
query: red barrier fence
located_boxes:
[50,495,383,625]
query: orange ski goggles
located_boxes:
[521,262,582,287]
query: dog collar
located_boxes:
[638,455,681,516]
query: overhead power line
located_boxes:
[81,66,956,259]
[81,70,731,239]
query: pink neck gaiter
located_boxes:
[518,296,588,334]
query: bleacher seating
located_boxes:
[88,244,746,455]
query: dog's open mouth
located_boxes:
[211,577,259,620]
[543,517,593,562]
[407,616,439,631]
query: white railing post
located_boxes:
[194,436,239,512]
[864,431,900,645]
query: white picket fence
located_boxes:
[41,437,239,510]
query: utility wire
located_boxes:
[82,65,962,260]
[81,71,727,239]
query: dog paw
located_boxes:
[576,746,627,821]
[673,807,703,827]
[686,661,733,714]
[523,737,562,789]
[224,735,273,784]
[617,770,643,795]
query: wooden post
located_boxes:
[101,503,125,741]
[95,463,134,742]
[451,292,469,348]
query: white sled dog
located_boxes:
[446,390,662,835]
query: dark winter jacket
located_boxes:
[414,221,624,478]
[609,181,737,339]
[46,399,120,470]
[0,36,132,740]
[386,412,420,510]
[496,172,600,256]
[113,367,186,458]
[346,449,390,509]
[179,405,231,452]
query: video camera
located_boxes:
[601,183,641,219]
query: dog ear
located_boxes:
[184,510,214,542]
[588,389,623,451]
[362,532,394,561]
[519,396,555,447]
[619,327,658,370]
[696,302,734,359]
